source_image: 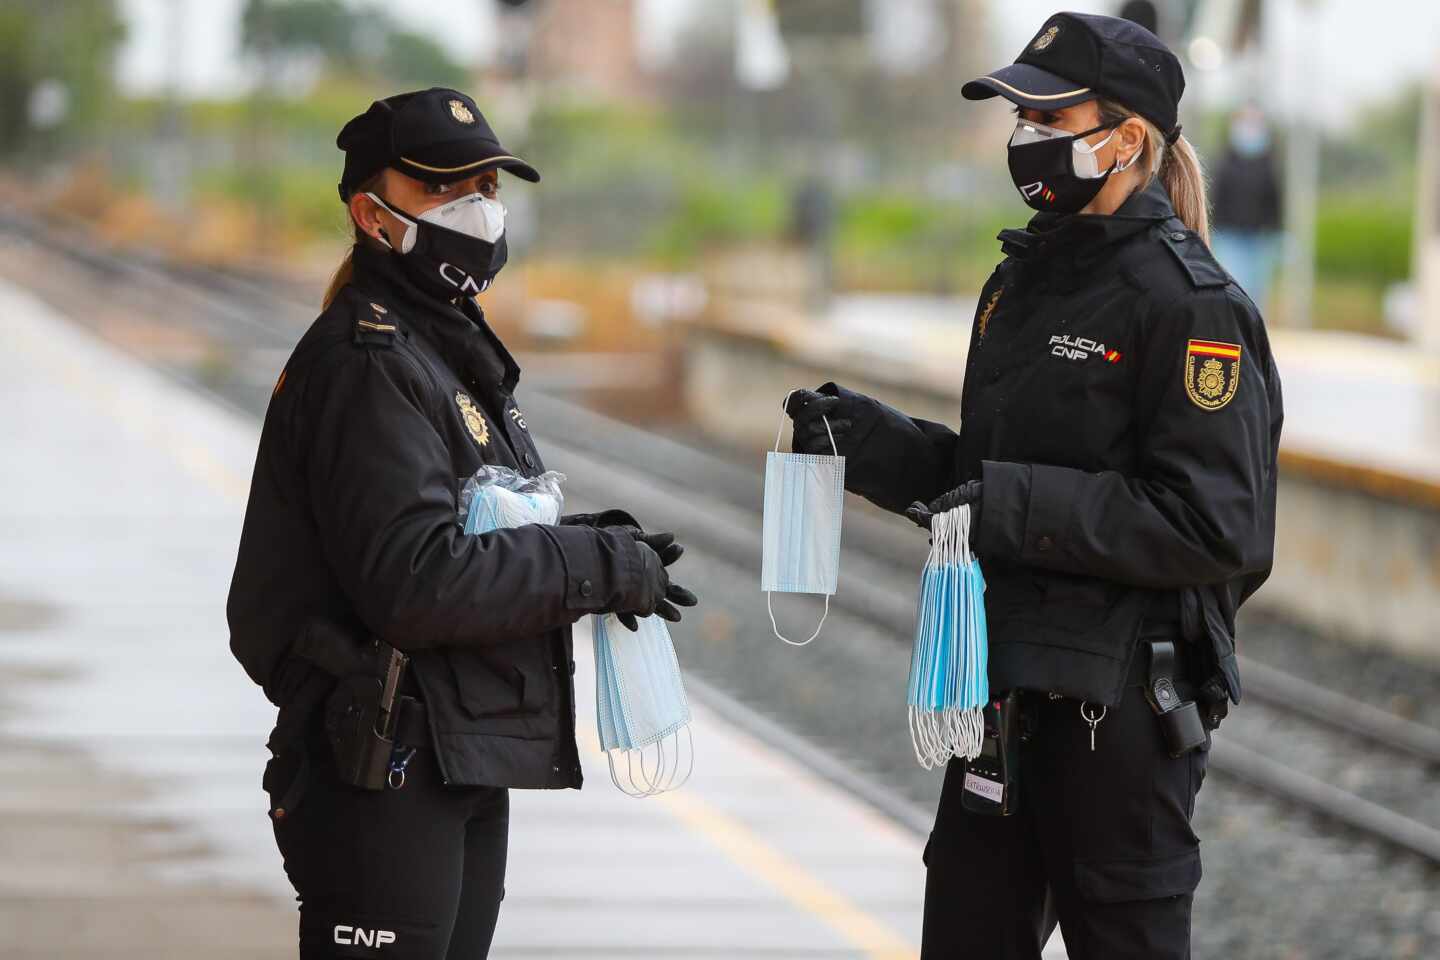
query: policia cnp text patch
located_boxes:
[1184,339,1241,411]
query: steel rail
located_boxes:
[8,212,1440,864]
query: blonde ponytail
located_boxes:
[1159,135,1210,247]
[322,172,385,311]
[1098,99,1211,247]
[322,241,357,311]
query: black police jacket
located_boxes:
[832,179,1283,707]
[227,243,651,789]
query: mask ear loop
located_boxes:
[364,191,419,254]
[768,391,838,647]
[667,725,695,792]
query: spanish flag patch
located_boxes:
[1184,339,1241,410]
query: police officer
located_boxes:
[786,14,1281,959]
[227,88,697,959]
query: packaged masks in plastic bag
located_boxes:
[459,464,565,534]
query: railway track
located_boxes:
[6,208,1440,867]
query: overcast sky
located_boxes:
[116,0,1440,125]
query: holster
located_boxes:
[266,618,408,809]
[322,637,409,791]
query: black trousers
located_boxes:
[920,681,1209,960]
[270,741,509,959]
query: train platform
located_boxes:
[0,278,989,958]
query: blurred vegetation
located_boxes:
[0,1,126,157]
[1307,84,1421,334]
[1315,200,1412,287]
[241,0,469,90]
[0,0,1428,336]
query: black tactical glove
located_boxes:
[905,480,983,532]
[561,509,643,532]
[618,536,698,630]
[784,385,858,455]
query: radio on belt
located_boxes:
[1145,640,1208,757]
[962,690,1024,816]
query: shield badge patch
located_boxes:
[1184,339,1241,410]
[455,391,490,446]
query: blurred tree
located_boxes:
[240,0,467,89]
[1320,84,1423,189]
[241,0,360,61]
[0,0,126,156]
[380,30,469,90]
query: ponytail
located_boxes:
[322,241,357,311]
[322,172,384,311]
[1098,99,1211,247]
[1159,134,1210,247]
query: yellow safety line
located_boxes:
[577,728,917,960]
[658,789,917,959]
[15,310,917,960]
[43,351,254,505]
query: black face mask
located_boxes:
[367,191,508,302]
[1006,121,1122,215]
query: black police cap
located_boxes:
[962,12,1185,143]
[337,87,539,201]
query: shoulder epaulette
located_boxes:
[352,298,405,348]
[1158,223,1231,290]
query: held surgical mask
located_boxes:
[367,190,509,300]
[1007,119,1135,213]
[593,612,694,796]
[761,391,845,646]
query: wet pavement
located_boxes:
[0,278,954,957]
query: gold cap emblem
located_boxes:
[1033,25,1059,51]
[455,392,490,446]
[449,99,475,124]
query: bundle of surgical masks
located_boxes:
[907,505,989,769]
[592,612,693,797]
[457,464,693,796]
[459,465,565,533]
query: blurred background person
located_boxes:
[1211,104,1284,309]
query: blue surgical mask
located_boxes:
[593,612,693,796]
[761,392,846,645]
[1230,119,1271,157]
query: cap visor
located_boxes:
[395,140,540,184]
[961,63,1094,111]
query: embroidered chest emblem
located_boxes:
[455,392,490,446]
[1184,340,1241,410]
[977,286,1005,341]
